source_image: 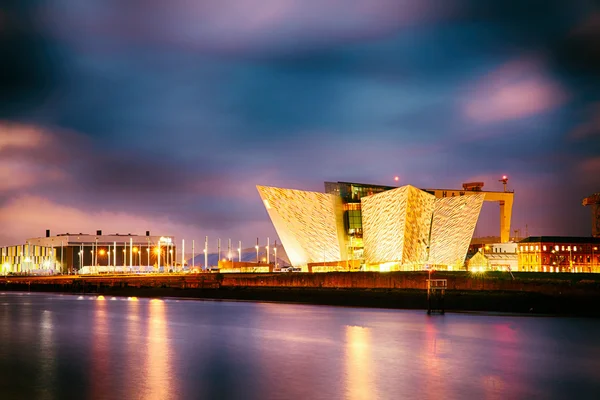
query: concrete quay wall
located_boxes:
[1,271,599,296]
[220,271,600,296]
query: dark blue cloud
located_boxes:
[1,0,600,244]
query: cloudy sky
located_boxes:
[1,0,599,247]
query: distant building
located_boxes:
[467,243,518,272]
[1,230,176,274]
[1,243,54,275]
[518,236,600,273]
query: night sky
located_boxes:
[1,1,599,247]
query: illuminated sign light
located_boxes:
[159,237,172,244]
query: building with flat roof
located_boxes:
[257,180,508,271]
[1,230,177,274]
[518,236,600,273]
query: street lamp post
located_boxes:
[266,237,270,265]
[255,238,259,263]
[158,242,161,272]
[181,239,185,272]
[129,237,133,270]
[204,236,208,271]
[217,239,221,267]
[228,238,232,262]
[238,240,242,262]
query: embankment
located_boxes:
[1,271,600,315]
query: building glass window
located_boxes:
[543,245,547,251]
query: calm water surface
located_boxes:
[1,292,599,399]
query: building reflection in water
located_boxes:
[144,299,172,400]
[345,325,376,400]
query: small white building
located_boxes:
[469,242,518,272]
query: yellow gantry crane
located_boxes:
[426,176,514,243]
[583,193,600,238]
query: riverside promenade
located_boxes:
[2,271,600,315]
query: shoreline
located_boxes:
[3,284,600,317]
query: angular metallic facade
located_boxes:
[361,185,434,265]
[257,186,346,267]
[429,194,485,267]
[258,182,488,270]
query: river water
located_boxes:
[1,292,599,400]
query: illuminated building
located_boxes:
[257,181,488,271]
[0,243,54,275]
[466,243,518,272]
[257,186,347,268]
[518,236,600,273]
[1,230,176,274]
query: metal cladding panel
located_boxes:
[362,185,434,265]
[257,186,343,267]
[362,186,407,264]
[402,186,435,265]
[429,194,485,267]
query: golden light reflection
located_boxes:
[91,297,108,400]
[345,326,376,400]
[125,294,143,399]
[144,298,172,400]
[39,311,55,400]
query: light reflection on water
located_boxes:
[91,296,108,400]
[345,326,374,400]
[0,293,600,400]
[145,299,172,400]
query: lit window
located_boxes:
[573,246,577,251]
[543,246,547,251]
[562,246,565,251]
[567,246,571,251]
[555,245,559,251]
[535,246,539,251]
[520,246,523,252]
